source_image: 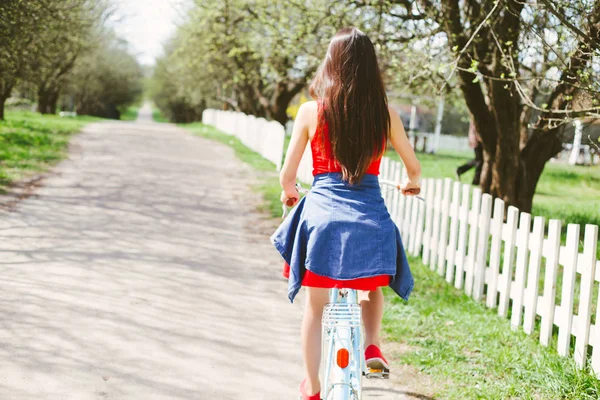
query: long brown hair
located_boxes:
[309,27,390,185]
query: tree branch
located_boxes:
[538,0,600,51]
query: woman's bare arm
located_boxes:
[279,102,313,202]
[388,106,421,184]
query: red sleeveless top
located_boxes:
[281,112,390,290]
[311,119,382,176]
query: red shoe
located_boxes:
[365,345,390,375]
[299,379,320,400]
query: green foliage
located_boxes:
[119,106,139,121]
[0,110,99,191]
[151,0,355,124]
[152,109,169,123]
[0,0,142,119]
[63,31,144,119]
[148,52,206,123]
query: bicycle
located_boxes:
[282,179,422,400]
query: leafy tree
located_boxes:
[1,0,142,119]
[150,46,207,123]
[153,0,355,124]
[152,0,599,212]
[0,1,56,119]
[27,1,109,114]
[370,0,600,212]
[63,31,143,119]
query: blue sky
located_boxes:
[111,0,188,65]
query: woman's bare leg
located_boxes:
[360,288,384,348]
[301,287,329,396]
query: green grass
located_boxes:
[152,109,169,123]
[383,259,600,399]
[188,123,600,399]
[0,111,100,193]
[531,164,600,227]
[120,106,139,121]
[182,123,282,217]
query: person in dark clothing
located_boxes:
[456,117,483,185]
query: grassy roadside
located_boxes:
[152,108,169,123]
[0,111,101,193]
[120,106,139,121]
[383,264,599,399]
[187,122,600,399]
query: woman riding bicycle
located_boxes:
[271,27,421,400]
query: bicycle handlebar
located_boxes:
[281,180,425,219]
[282,184,309,218]
[379,179,425,202]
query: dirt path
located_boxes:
[0,105,433,399]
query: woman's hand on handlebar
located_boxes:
[400,180,421,196]
[280,186,299,207]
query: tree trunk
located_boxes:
[37,86,59,115]
[267,81,305,125]
[514,130,564,212]
[0,97,5,121]
[37,90,49,114]
[479,150,494,194]
[48,90,59,115]
[0,81,15,121]
[478,127,564,213]
[271,97,291,125]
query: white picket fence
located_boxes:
[375,156,600,375]
[202,109,285,170]
[410,132,471,153]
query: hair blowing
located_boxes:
[309,27,390,185]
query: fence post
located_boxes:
[411,179,427,257]
[523,216,545,335]
[436,178,452,276]
[539,219,561,346]
[408,184,421,255]
[473,193,492,302]
[464,188,482,296]
[381,158,391,205]
[574,225,598,367]
[511,212,532,331]
[398,163,408,233]
[557,224,580,357]
[445,181,461,284]
[486,197,505,308]
[498,206,519,318]
[402,192,413,243]
[390,162,402,223]
[422,178,435,265]
[429,179,443,271]
[454,184,471,289]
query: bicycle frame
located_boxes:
[321,288,363,400]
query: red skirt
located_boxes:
[282,263,390,291]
